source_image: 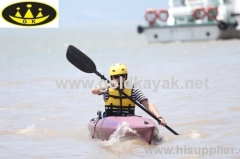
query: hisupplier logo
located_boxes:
[0,0,58,28]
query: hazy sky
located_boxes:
[59,0,168,27]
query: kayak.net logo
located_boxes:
[55,76,210,92]
[0,0,58,28]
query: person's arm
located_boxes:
[92,84,109,95]
[141,100,167,126]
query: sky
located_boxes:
[59,0,169,27]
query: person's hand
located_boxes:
[158,117,167,126]
[99,84,109,92]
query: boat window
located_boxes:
[206,0,220,6]
[170,0,186,7]
[185,0,204,7]
[170,0,221,7]
[223,0,231,4]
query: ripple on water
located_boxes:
[15,125,90,140]
[227,106,240,111]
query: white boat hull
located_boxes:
[139,23,240,43]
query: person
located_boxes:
[92,63,167,126]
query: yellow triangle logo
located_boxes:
[15,7,22,17]
[24,4,34,18]
[36,8,43,18]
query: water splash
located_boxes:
[183,129,207,139]
[104,121,139,145]
[17,125,37,136]
[190,130,201,139]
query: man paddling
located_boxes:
[92,63,167,126]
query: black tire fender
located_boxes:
[137,25,144,34]
[218,21,228,30]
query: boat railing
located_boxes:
[144,0,239,27]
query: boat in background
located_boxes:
[88,112,159,144]
[137,0,240,42]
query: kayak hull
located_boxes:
[88,116,159,144]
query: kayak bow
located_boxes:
[88,115,159,144]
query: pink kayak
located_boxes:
[88,116,159,144]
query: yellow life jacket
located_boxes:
[105,87,135,111]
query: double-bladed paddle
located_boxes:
[66,45,179,135]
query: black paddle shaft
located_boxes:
[66,45,179,135]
